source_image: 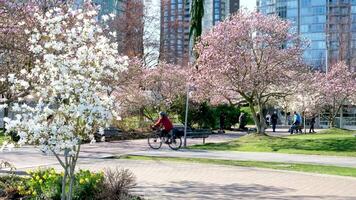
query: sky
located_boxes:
[240,0,256,11]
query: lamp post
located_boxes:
[183,85,195,147]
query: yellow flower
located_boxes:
[43,174,47,179]
[79,178,85,184]
[38,179,43,184]
[35,176,40,180]
[32,191,37,196]
[85,178,89,183]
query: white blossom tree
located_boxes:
[4,2,128,199]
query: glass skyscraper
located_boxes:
[258,0,356,71]
[74,0,123,16]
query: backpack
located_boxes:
[296,114,301,124]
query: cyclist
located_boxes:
[152,111,173,138]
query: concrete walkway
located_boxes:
[44,159,356,199]
[1,132,356,199]
[7,158,356,200]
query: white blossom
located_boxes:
[5,5,128,155]
[101,15,109,22]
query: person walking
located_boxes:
[271,111,278,132]
[219,112,226,133]
[265,113,271,127]
[309,115,316,133]
[290,111,301,134]
[239,112,247,130]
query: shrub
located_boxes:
[240,107,254,125]
[2,168,141,200]
[213,104,241,129]
[170,97,242,129]
[17,168,62,199]
[16,168,104,200]
[73,170,104,200]
[96,168,137,200]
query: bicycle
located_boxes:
[147,128,182,150]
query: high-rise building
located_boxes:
[160,0,239,65]
[160,0,191,65]
[257,0,356,72]
[258,0,356,129]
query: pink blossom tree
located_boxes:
[194,11,306,134]
[112,61,188,122]
[139,62,188,121]
[313,61,356,128]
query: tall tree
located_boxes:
[193,11,306,134]
[189,0,204,61]
[4,2,128,199]
[189,0,204,44]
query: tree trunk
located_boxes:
[248,103,266,135]
[67,144,80,200]
[329,116,335,128]
[61,149,70,200]
[138,107,145,128]
[2,106,8,130]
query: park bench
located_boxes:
[289,125,304,134]
[173,125,212,144]
[95,127,122,141]
[185,129,212,144]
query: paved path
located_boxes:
[2,130,356,170]
[2,132,356,199]
[0,133,244,170]
[19,159,356,200]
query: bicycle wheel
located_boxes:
[148,133,162,149]
[168,136,182,150]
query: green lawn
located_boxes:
[123,155,356,178]
[190,128,356,157]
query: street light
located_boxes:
[183,84,195,147]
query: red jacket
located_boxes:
[154,116,173,131]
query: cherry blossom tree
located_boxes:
[313,61,356,127]
[113,61,188,122]
[194,11,306,134]
[141,62,188,117]
[4,2,127,199]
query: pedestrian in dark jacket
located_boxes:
[271,111,278,132]
[309,116,316,133]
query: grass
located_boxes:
[190,128,356,157]
[123,155,356,178]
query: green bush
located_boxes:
[170,98,215,128]
[240,106,254,125]
[170,97,241,129]
[213,104,241,129]
[17,168,103,200]
[73,170,104,200]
